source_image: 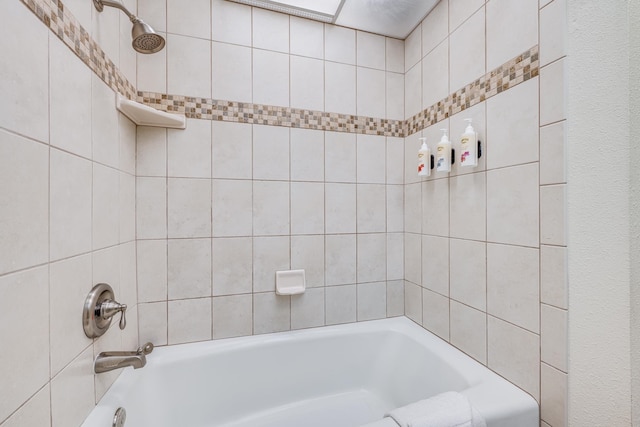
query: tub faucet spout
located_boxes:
[94,342,154,373]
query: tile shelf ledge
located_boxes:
[116,94,187,129]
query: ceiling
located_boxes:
[227,0,439,39]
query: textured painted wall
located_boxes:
[629,0,640,424]
[567,0,631,424]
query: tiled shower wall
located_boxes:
[401,1,567,426]
[0,0,139,426]
[134,0,407,346]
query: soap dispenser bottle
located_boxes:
[418,137,431,177]
[460,118,478,167]
[436,129,451,172]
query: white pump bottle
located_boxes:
[417,137,431,177]
[436,129,451,172]
[460,118,478,167]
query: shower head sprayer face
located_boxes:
[93,0,165,54]
[131,19,166,54]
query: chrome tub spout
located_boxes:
[94,342,154,374]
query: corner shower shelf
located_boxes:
[116,94,186,129]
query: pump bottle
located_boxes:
[417,137,431,177]
[436,129,451,172]
[460,118,478,167]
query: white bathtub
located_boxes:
[81,317,538,427]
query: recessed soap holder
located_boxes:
[276,270,306,295]
[83,283,127,338]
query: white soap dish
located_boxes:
[116,94,186,129]
[276,270,306,295]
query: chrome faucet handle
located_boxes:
[101,300,127,330]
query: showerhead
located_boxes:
[93,0,165,54]
[131,19,165,54]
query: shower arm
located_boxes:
[93,0,140,23]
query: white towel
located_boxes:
[385,392,487,427]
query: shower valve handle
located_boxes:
[100,300,127,330]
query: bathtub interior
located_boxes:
[82,318,537,427]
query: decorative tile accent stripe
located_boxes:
[136,93,404,137]
[404,45,539,136]
[18,0,538,139]
[19,0,137,100]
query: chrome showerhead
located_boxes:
[131,18,165,54]
[93,0,165,54]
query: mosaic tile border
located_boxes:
[20,0,137,100]
[136,93,404,137]
[19,0,538,139]
[404,45,539,137]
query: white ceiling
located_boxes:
[227,0,439,39]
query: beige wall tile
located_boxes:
[540,121,567,185]
[449,7,485,91]
[138,302,168,346]
[404,281,423,324]
[168,238,212,299]
[404,233,422,286]
[422,178,449,236]
[50,149,93,261]
[357,134,387,184]
[212,121,252,180]
[421,0,448,56]
[326,234,357,286]
[540,58,566,125]
[357,31,385,70]
[292,288,325,329]
[450,172,486,241]
[50,347,94,427]
[212,179,253,237]
[167,0,210,39]
[168,297,213,344]
[0,0,49,142]
[422,288,450,340]
[422,41,449,109]
[168,119,212,178]
[488,316,540,400]
[291,56,325,111]
[167,178,212,238]
[326,285,357,325]
[487,243,540,333]
[212,237,252,296]
[211,0,251,46]
[0,267,50,423]
[357,281,387,321]
[387,280,405,317]
[450,300,487,364]
[486,78,539,169]
[540,0,567,66]
[253,236,290,293]
[291,235,325,287]
[541,363,568,426]
[541,304,568,371]
[0,131,48,275]
[421,235,450,296]
[540,184,567,246]
[357,234,387,283]
[167,34,211,97]
[450,239,486,311]
[325,25,355,65]
[49,255,93,376]
[290,16,323,59]
[486,0,538,70]
[540,245,568,309]
[386,37,405,73]
[0,385,50,427]
[213,294,253,338]
[487,163,539,247]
